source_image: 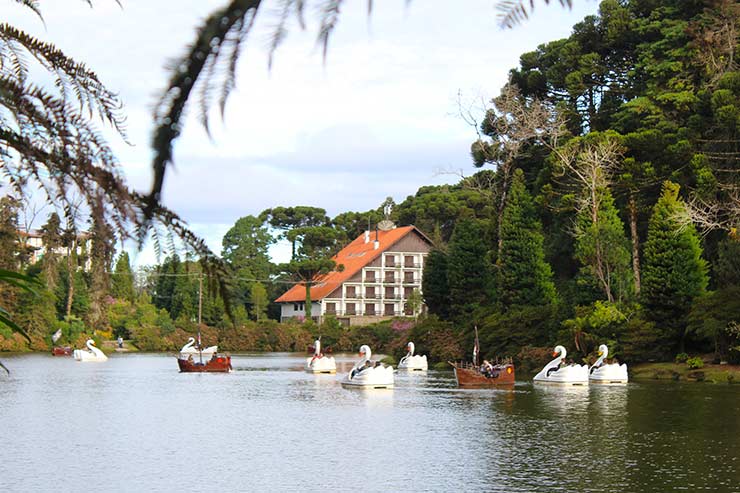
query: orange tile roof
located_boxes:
[275,225,429,303]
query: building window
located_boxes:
[385,287,395,299]
[326,302,336,314]
[385,272,395,282]
[366,286,375,299]
[384,303,395,316]
[293,303,299,311]
[365,303,376,316]
[404,255,415,267]
[404,272,414,283]
[366,271,375,282]
[404,287,413,298]
[385,255,396,267]
[346,303,356,315]
[346,286,356,298]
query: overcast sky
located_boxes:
[6,0,600,264]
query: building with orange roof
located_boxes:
[276,223,433,325]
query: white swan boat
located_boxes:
[533,345,588,385]
[589,344,628,383]
[342,345,394,389]
[305,339,336,374]
[397,342,428,371]
[179,337,217,357]
[73,339,108,362]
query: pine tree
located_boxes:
[574,186,633,303]
[249,282,268,321]
[422,249,450,319]
[111,252,136,303]
[498,169,557,307]
[642,181,708,353]
[447,218,490,321]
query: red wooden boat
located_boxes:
[52,346,72,356]
[450,361,515,387]
[450,326,515,387]
[177,353,232,373]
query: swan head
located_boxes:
[358,345,371,360]
[406,342,414,355]
[553,345,566,358]
[597,344,608,358]
[87,339,95,346]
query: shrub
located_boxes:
[686,356,704,369]
[675,352,689,364]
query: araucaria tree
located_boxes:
[642,182,708,352]
[112,252,136,303]
[498,169,557,307]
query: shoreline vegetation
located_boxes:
[2,1,740,380]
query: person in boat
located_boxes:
[481,360,494,378]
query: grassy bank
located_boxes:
[631,362,740,384]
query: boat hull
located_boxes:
[398,354,428,371]
[452,363,515,387]
[533,364,589,385]
[52,346,72,356]
[177,355,232,373]
[306,356,337,373]
[341,365,394,388]
[589,363,628,383]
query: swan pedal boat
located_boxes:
[177,353,232,373]
[589,344,628,384]
[73,339,108,362]
[397,342,428,371]
[533,345,588,385]
[306,339,336,374]
[179,337,218,357]
[342,345,394,389]
[450,361,515,387]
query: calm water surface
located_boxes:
[1,353,738,492]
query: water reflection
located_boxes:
[0,354,738,492]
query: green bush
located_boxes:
[686,356,704,369]
[675,352,689,363]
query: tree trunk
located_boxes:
[65,241,76,319]
[629,193,641,295]
[304,281,312,324]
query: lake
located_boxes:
[0,353,738,492]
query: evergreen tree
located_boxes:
[642,181,708,353]
[498,169,557,307]
[422,249,450,319]
[447,218,490,321]
[249,282,268,321]
[111,252,136,302]
[574,186,633,303]
[40,212,62,292]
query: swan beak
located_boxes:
[551,352,558,357]
[598,351,603,356]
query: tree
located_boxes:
[405,288,424,320]
[222,215,274,280]
[39,212,63,292]
[260,206,330,257]
[112,252,136,303]
[421,249,450,319]
[447,218,491,321]
[642,181,709,353]
[556,133,632,302]
[498,169,557,307]
[249,282,269,321]
[279,226,344,323]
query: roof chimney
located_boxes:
[364,230,370,244]
[373,227,379,250]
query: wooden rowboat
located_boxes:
[177,354,232,373]
[450,361,515,387]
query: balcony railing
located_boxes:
[383,278,399,284]
[404,263,422,268]
[364,293,381,299]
